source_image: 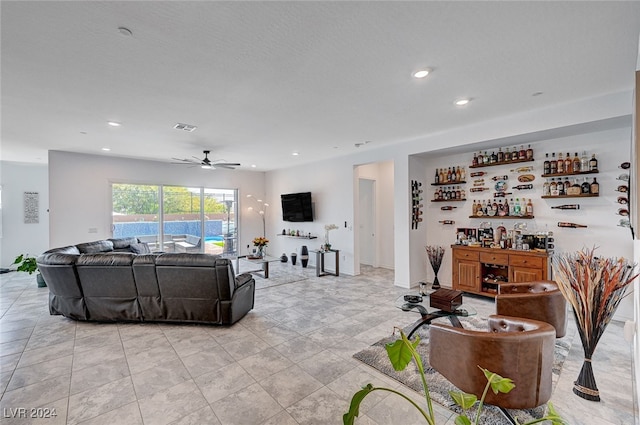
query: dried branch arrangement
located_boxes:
[552,247,637,401]
[425,245,445,289]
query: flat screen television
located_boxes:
[281,192,313,222]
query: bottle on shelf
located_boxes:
[558,222,588,228]
[551,204,580,210]
[439,220,455,225]
[543,153,551,175]
[557,152,564,173]
[542,180,550,196]
[519,145,526,160]
[490,151,498,163]
[581,151,589,171]
[563,176,571,193]
[589,154,598,171]
[572,152,581,173]
[470,187,489,192]
[491,175,508,181]
[526,144,533,160]
[505,147,510,161]
[472,152,478,166]
[550,153,558,173]
[460,167,466,181]
[514,198,521,216]
[550,178,558,196]
[477,151,484,165]
[460,187,466,200]
[590,178,599,194]
[511,147,518,161]
[513,184,533,190]
[435,169,440,184]
[447,167,452,182]
[557,179,565,196]
[564,153,572,173]
[470,171,486,177]
[526,198,534,216]
[503,198,510,216]
[497,147,504,163]
[581,177,591,194]
[483,151,490,164]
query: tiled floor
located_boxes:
[0,263,635,424]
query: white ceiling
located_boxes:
[2,1,640,171]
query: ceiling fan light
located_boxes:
[201,164,213,169]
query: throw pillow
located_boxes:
[129,243,151,254]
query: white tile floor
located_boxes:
[0,263,635,424]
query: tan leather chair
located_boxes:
[429,315,556,411]
[496,280,567,338]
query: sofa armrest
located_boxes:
[235,272,253,289]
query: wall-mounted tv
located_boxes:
[281,192,313,222]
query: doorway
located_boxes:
[359,178,376,267]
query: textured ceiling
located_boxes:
[2,1,640,170]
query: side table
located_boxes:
[310,249,339,277]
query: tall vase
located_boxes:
[572,308,601,401]
[256,246,265,258]
[431,263,441,289]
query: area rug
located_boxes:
[353,316,574,425]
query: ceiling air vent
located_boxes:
[173,123,197,132]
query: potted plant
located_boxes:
[13,254,46,287]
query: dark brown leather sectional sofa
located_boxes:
[37,237,255,325]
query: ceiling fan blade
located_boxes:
[213,164,237,169]
[171,158,198,164]
[214,162,241,167]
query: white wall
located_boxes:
[48,151,266,251]
[418,126,635,320]
[0,161,50,266]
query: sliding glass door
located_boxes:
[112,183,237,255]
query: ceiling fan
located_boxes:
[171,150,241,170]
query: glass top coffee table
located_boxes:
[236,255,281,279]
[395,292,476,339]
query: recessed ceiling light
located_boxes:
[251,164,257,168]
[107,121,121,127]
[455,98,470,106]
[413,69,431,79]
[101,147,111,151]
[292,152,299,156]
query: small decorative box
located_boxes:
[429,289,463,313]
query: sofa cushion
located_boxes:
[43,245,81,255]
[108,237,139,250]
[76,240,114,254]
[129,243,151,254]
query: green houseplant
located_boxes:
[344,328,567,425]
[13,254,46,287]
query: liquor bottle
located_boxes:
[483,151,489,164]
[490,151,498,163]
[440,206,457,210]
[503,198,510,216]
[455,186,461,199]
[572,152,581,173]
[558,222,588,228]
[470,187,490,192]
[543,153,551,174]
[460,167,466,181]
[470,171,486,177]
[471,200,477,215]
[460,188,466,200]
[439,168,446,183]
[550,153,558,173]
[589,154,598,171]
[551,205,580,210]
[564,153,572,173]
[472,152,478,166]
[519,145,526,160]
[447,167,452,182]
[514,198,521,216]
[433,190,440,201]
[557,179,565,196]
[511,147,518,161]
[581,177,591,194]
[456,166,462,182]
[557,152,564,173]
[581,151,589,171]
[550,178,558,196]
[590,178,599,194]
[439,220,455,225]
[513,184,533,190]
[491,175,508,181]
[493,192,513,198]
[435,169,440,184]
[526,198,534,216]
[526,144,533,160]
[511,166,533,173]
[477,151,484,164]
[497,147,504,163]
[543,180,550,196]
[505,147,510,161]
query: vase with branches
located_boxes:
[552,247,637,401]
[425,245,445,290]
